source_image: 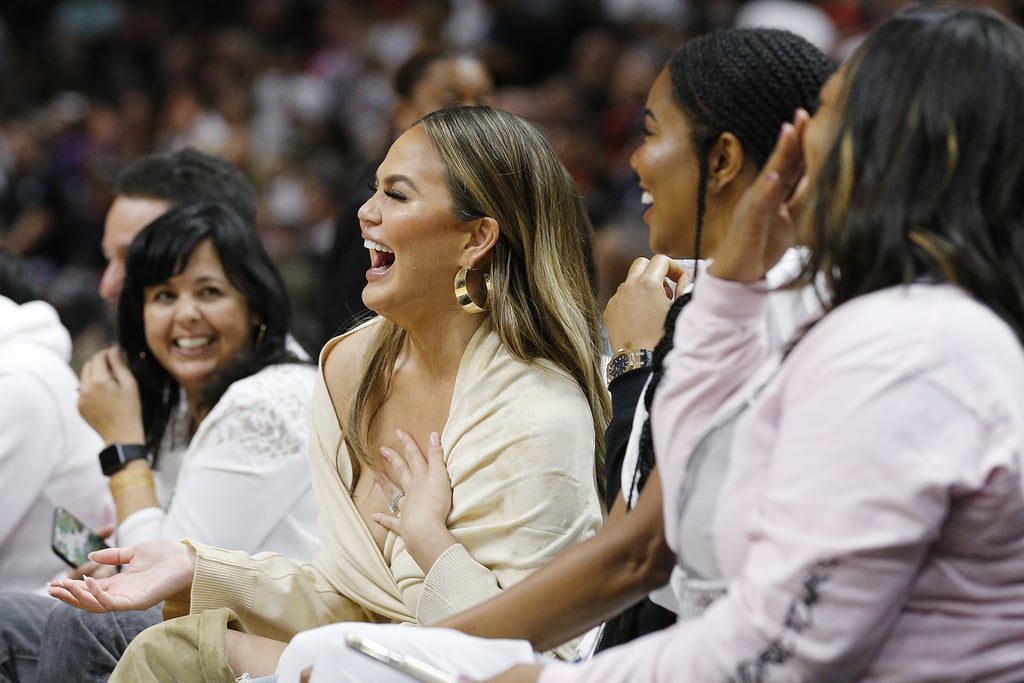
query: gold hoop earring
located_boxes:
[255,323,267,348]
[454,267,492,314]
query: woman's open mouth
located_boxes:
[640,190,654,223]
[364,238,395,279]
[173,335,214,356]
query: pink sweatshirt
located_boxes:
[542,269,1024,682]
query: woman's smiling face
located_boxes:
[630,68,703,258]
[357,125,468,319]
[143,239,254,405]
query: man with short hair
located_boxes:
[98,148,257,301]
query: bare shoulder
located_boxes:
[322,319,380,414]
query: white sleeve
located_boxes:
[117,370,314,553]
[0,374,61,547]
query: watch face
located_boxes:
[99,443,149,476]
[607,353,631,382]
[99,446,123,476]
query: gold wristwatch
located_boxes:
[606,348,654,384]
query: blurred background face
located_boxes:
[630,68,701,257]
[100,197,172,302]
[394,56,495,131]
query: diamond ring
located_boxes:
[387,491,405,514]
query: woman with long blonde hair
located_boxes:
[48,105,609,682]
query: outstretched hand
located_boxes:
[708,109,810,283]
[47,539,196,613]
[373,430,457,572]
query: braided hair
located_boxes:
[599,27,835,652]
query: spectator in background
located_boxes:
[317,47,494,343]
[734,0,838,51]
[0,249,114,594]
[0,118,70,265]
[97,147,257,303]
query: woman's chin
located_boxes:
[360,287,395,320]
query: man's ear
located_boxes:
[460,216,500,268]
[706,132,748,194]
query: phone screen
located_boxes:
[51,506,109,569]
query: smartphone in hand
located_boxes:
[51,506,109,569]
[345,633,460,683]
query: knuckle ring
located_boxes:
[387,491,405,514]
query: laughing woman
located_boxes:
[49,105,608,682]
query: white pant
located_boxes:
[276,623,547,683]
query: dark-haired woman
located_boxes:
[484,4,1024,681]
[80,200,317,557]
[21,201,320,683]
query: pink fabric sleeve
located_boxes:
[541,285,1015,682]
[651,268,772,551]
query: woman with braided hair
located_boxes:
[596,26,833,649]
[262,27,835,683]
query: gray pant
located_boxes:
[0,591,160,683]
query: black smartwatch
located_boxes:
[98,443,150,476]
[606,348,654,385]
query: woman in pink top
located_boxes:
[487,4,1024,682]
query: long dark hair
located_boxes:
[800,5,1024,344]
[599,27,834,652]
[118,201,303,458]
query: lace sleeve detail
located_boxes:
[189,363,316,469]
[134,363,320,554]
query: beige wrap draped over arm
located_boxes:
[111,319,601,682]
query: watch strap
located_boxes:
[99,443,150,477]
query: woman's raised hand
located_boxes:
[78,346,146,445]
[373,430,457,572]
[604,255,688,352]
[47,539,196,613]
[708,110,810,283]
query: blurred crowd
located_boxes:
[2,0,1021,364]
